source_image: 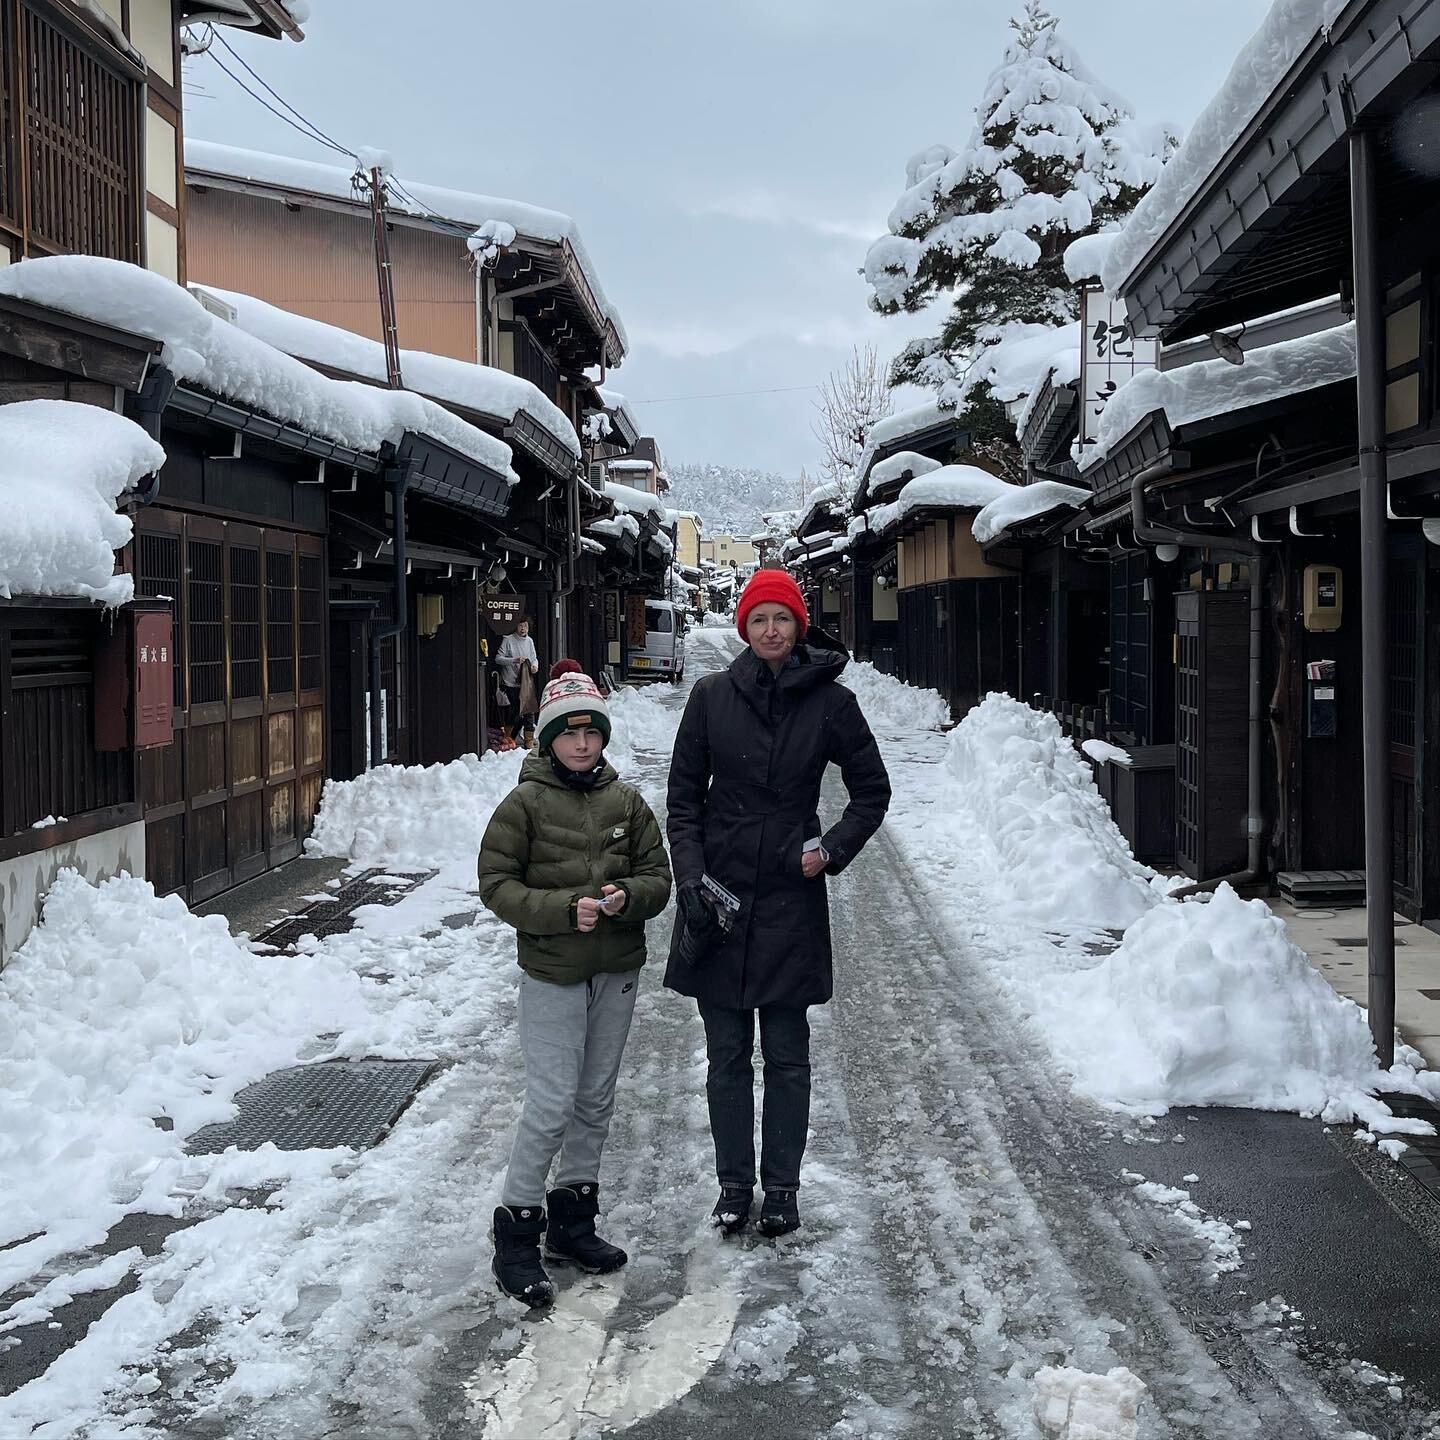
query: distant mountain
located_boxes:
[667,462,804,536]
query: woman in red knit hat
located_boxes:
[664,567,891,1239]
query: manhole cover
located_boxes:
[185,1060,435,1154]
[254,869,436,950]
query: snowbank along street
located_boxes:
[4,629,1440,1439]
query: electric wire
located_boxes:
[212,32,354,158]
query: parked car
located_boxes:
[627,598,687,683]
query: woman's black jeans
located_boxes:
[698,1002,811,1192]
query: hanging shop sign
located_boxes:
[481,595,526,636]
[1079,285,1160,447]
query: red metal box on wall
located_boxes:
[95,601,174,751]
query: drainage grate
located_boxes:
[1334,937,1407,947]
[185,1059,436,1154]
[253,868,435,951]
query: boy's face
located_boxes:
[551,723,605,771]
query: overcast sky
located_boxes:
[188,0,1272,476]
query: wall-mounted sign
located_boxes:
[481,594,526,636]
[626,593,648,649]
[1079,285,1159,447]
[603,590,620,643]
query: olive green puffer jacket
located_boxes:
[478,752,673,985]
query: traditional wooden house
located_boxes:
[785,484,849,637]
[1094,0,1440,1055]
[183,141,628,683]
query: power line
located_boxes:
[212,33,354,158]
[631,384,820,404]
[208,51,357,159]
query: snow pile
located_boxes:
[0,400,163,605]
[867,465,1014,537]
[972,479,1088,544]
[466,219,516,265]
[307,749,524,868]
[604,479,666,521]
[0,257,517,479]
[1085,322,1355,464]
[1035,1365,1146,1439]
[1081,739,1133,767]
[946,695,1159,930]
[204,286,580,457]
[1063,229,1121,284]
[0,869,375,1245]
[596,385,640,441]
[855,396,956,483]
[186,139,628,350]
[1051,885,1407,1118]
[840,661,950,734]
[867,450,940,494]
[1102,0,1346,293]
[588,513,641,543]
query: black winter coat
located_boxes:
[663,630,891,1010]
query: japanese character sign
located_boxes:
[1079,286,1159,446]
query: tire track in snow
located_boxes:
[829,819,1400,1438]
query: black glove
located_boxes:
[676,879,722,968]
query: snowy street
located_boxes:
[4,629,1440,1439]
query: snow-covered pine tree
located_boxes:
[864,2,1175,407]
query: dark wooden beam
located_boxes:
[0,297,159,388]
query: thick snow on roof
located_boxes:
[0,257,515,480]
[870,451,942,491]
[972,479,1088,545]
[607,459,654,473]
[1084,321,1356,468]
[586,513,641,543]
[857,396,961,483]
[603,480,665,521]
[1063,229,1120,284]
[1102,0,1347,295]
[202,286,579,458]
[185,139,627,351]
[796,480,844,534]
[867,466,1014,537]
[596,385,640,436]
[0,401,163,605]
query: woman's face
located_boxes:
[516,621,529,638]
[746,603,798,666]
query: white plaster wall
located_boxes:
[145,111,178,207]
[0,821,146,968]
[146,211,179,280]
[129,0,176,82]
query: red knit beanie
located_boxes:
[736,569,809,642]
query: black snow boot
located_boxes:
[491,1204,555,1308]
[756,1189,801,1238]
[545,1184,628,1274]
[710,1185,754,1237]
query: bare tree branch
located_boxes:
[811,345,893,507]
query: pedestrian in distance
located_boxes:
[495,617,540,748]
[665,569,891,1240]
[479,660,674,1308]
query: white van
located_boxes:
[627,598,687,683]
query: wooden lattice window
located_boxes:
[0,0,142,261]
[187,539,224,706]
[135,528,183,711]
[298,552,323,693]
[266,549,295,696]
[230,545,262,700]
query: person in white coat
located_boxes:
[496,618,540,743]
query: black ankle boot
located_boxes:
[545,1183,627,1274]
[492,1204,555,1308]
[710,1185,754,1237]
[756,1188,800,1237]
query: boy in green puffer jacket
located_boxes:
[478,660,672,1309]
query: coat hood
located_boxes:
[519,749,619,791]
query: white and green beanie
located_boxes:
[537,660,612,752]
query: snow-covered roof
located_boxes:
[607,459,655,473]
[972,480,1089,545]
[603,480,666,521]
[0,257,517,481]
[1102,0,1345,296]
[866,467,1015,538]
[0,400,164,606]
[579,535,606,555]
[596,386,640,442]
[586,513,641,544]
[870,451,942,493]
[1083,321,1356,468]
[951,319,1081,416]
[1063,229,1120,284]
[199,286,580,459]
[856,397,964,485]
[796,481,843,535]
[185,139,627,353]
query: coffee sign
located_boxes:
[481,595,526,636]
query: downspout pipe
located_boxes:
[1351,125,1396,1067]
[1130,466,1267,899]
[130,365,177,508]
[370,460,412,768]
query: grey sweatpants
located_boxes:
[502,969,641,1207]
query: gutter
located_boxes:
[1129,463,1267,898]
[128,365,177,508]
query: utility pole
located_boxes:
[363,164,404,389]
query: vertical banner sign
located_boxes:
[1079,285,1159,447]
[626,594,648,649]
[603,591,620,644]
